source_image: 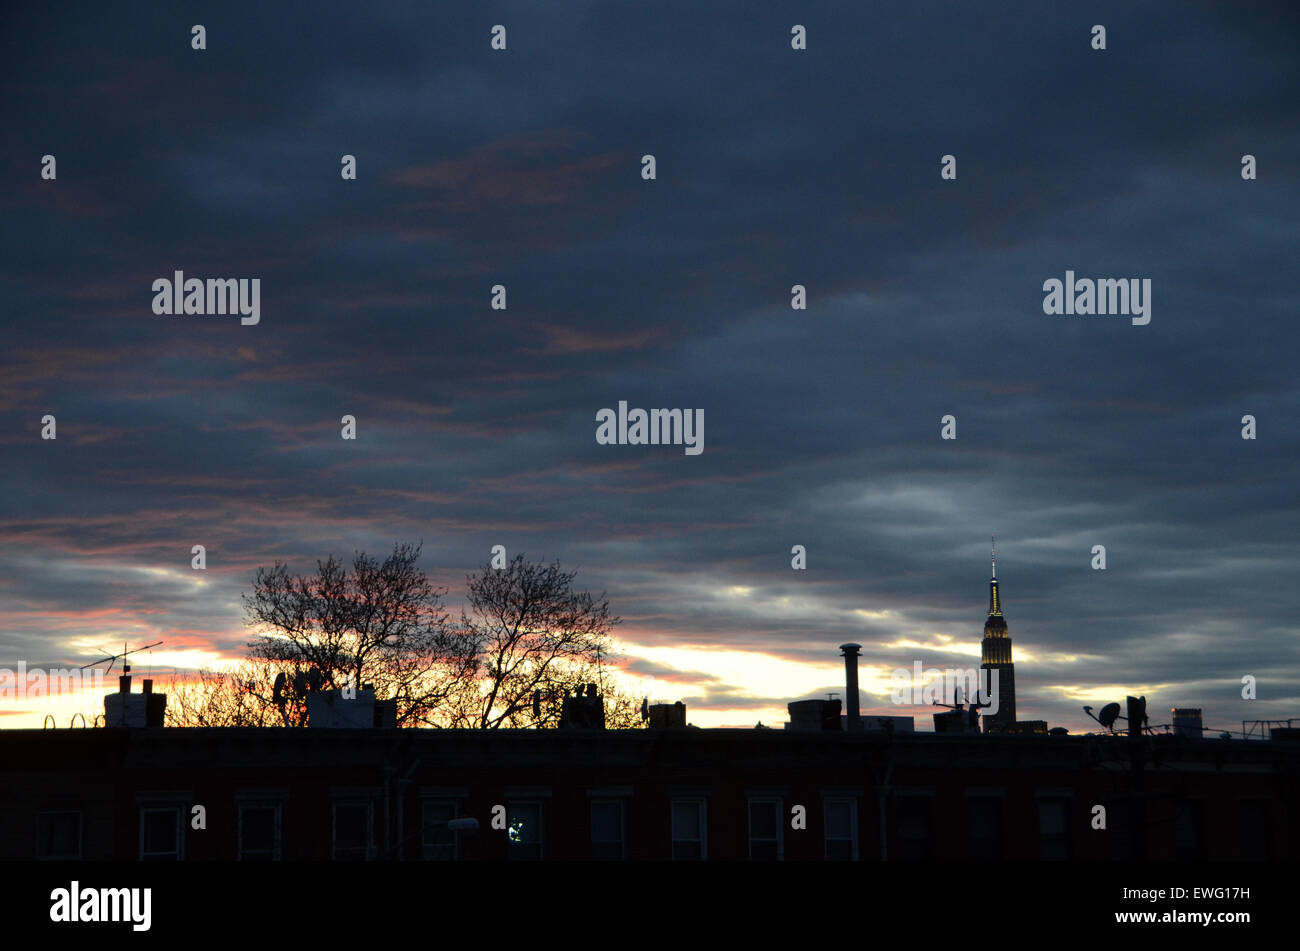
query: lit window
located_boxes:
[507,802,543,860]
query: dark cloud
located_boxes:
[1,0,1297,731]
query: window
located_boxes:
[37,811,82,860]
[823,799,857,861]
[1175,800,1206,861]
[590,800,625,860]
[332,802,374,861]
[966,798,1003,861]
[238,804,280,861]
[422,800,459,861]
[894,795,932,861]
[671,799,706,860]
[140,807,183,861]
[507,802,543,860]
[1038,800,1068,861]
[1238,800,1272,860]
[748,798,783,861]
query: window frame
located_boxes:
[964,793,1005,861]
[36,810,83,861]
[747,796,784,861]
[822,797,859,861]
[139,805,184,861]
[892,790,935,861]
[587,798,625,860]
[1036,797,1070,861]
[670,797,707,861]
[1236,797,1272,860]
[237,801,282,861]
[331,799,376,862]
[421,799,460,861]
[1174,798,1207,862]
[506,800,544,861]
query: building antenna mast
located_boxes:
[79,640,164,675]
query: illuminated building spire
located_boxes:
[988,535,1001,617]
[980,535,1015,731]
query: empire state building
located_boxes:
[980,538,1016,733]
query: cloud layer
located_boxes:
[2,1,1298,731]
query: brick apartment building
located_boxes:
[3,715,1295,861]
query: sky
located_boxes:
[1,1,1298,733]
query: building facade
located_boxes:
[3,726,1294,862]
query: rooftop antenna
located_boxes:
[79,640,164,675]
[991,534,996,579]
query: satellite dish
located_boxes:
[1098,703,1122,730]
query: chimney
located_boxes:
[1126,695,1146,738]
[1171,707,1203,739]
[105,671,166,728]
[840,643,862,732]
[647,702,687,729]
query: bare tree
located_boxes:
[449,554,625,729]
[165,661,282,727]
[242,542,475,726]
[169,546,646,730]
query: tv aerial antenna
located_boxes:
[79,640,163,676]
